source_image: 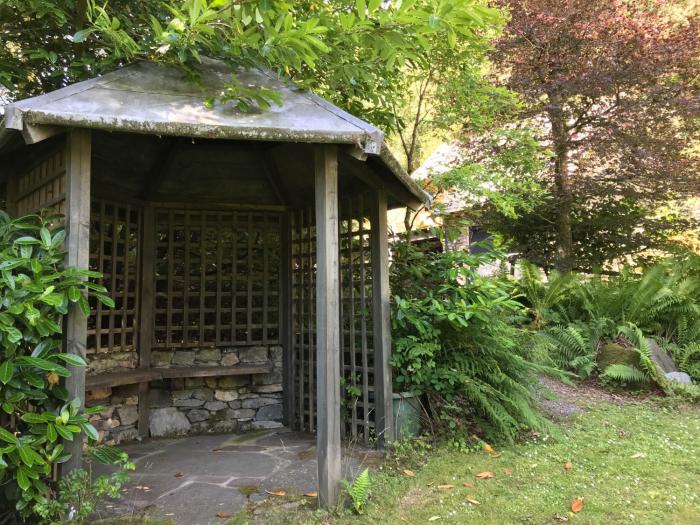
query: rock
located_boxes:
[226,408,256,420]
[172,390,195,401]
[196,348,221,363]
[228,401,242,409]
[150,408,191,437]
[251,420,284,430]
[221,352,240,366]
[270,346,283,366]
[252,384,283,394]
[215,390,238,402]
[149,388,172,408]
[152,351,173,366]
[238,346,268,364]
[87,387,112,401]
[113,427,139,444]
[597,342,640,371]
[116,406,138,426]
[242,397,278,409]
[185,378,205,388]
[260,370,283,385]
[217,376,248,389]
[172,398,205,407]
[212,420,238,433]
[204,401,227,412]
[256,403,283,421]
[666,371,692,385]
[173,351,195,366]
[648,338,678,373]
[191,388,214,401]
[186,409,210,423]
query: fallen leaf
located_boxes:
[631,452,645,459]
[428,516,441,521]
[174,472,185,478]
[503,468,513,476]
[571,497,584,513]
[482,443,495,454]
[462,482,475,488]
[266,489,287,497]
[212,448,222,453]
[216,512,231,519]
[403,469,415,477]
[303,492,317,498]
[564,461,573,470]
[437,484,455,490]
[490,452,502,459]
[466,498,481,505]
[476,471,496,480]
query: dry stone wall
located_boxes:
[86,345,284,444]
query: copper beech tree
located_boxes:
[494,0,699,271]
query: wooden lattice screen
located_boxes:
[152,209,282,348]
[14,147,66,216]
[291,195,376,444]
[87,200,142,367]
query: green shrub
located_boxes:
[0,211,114,519]
[391,242,560,443]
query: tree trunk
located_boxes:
[547,96,574,273]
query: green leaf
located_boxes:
[18,445,34,467]
[55,353,87,367]
[46,424,57,443]
[0,360,13,384]
[16,468,30,491]
[81,422,99,442]
[15,356,69,376]
[73,29,93,43]
[39,227,51,247]
[0,427,17,444]
[54,424,73,441]
[68,286,80,302]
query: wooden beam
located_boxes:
[314,145,342,507]
[370,190,394,446]
[62,129,92,475]
[21,124,64,145]
[137,206,156,438]
[280,210,295,426]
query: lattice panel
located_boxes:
[291,196,376,444]
[291,208,317,433]
[15,148,66,216]
[87,200,142,357]
[339,195,375,443]
[153,209,281,349]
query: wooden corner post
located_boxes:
[314,145,342,507]
[370,189,394,446]
[63,129,92,474]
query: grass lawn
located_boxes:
[255,396,700,525]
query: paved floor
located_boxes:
[92,429,380,524]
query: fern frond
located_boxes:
[600,364,650,384]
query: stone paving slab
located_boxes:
[92,428,377,524]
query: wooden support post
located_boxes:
[63,129,91,474]
[137,206,156,438]
[314,145,341,507]
[281,210,295,427]
[5,171,18,217]
[370,190,394,446]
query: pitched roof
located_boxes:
[0,58,427,206]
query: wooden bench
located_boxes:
[85,363,274,389]
[86,363,274,438]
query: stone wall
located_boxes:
[86,345,284,444]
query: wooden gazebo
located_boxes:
[0,59,426,505]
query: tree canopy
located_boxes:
[485,0,700,270]
[0,0,502,132]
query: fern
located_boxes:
[342,468,370,514]
[600,364,650,384]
